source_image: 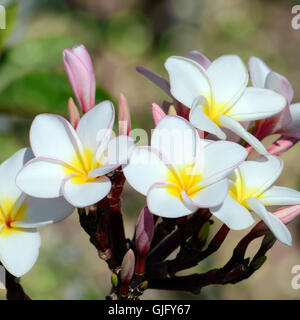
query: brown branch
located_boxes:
[6,270,31,300]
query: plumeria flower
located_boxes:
[123,115,247,219]
[211,155,300,245]
[164,55,287,154]
[16,101,134,208]
[63,45,96,114]
[249,57,300,152]
[0,148,74,277]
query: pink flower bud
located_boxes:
[67,97,80,129]
[120,249,135,285]
[267,135,299,156]
[276,205,300,225]
[118,93,131,136]
[63,45,95,114]
[152,103,166,126]
[135,206,154,256]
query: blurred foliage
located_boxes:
[0,0,299,300]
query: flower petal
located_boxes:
[30,114,83,164]
[62,175,111,208]
[0,148,33,202]
[151,115,198,166]
[199,140,248,186]
[165,56,211,108]
[284,103,300,138]
[16,158,65,198]
[189,96,226,139]
[218,115,267,154]
[206,55,248,109]
[185,50,211,69]
[123,146,169,196]
[12,196,74,228]
[248,56,271,88]
[147,183,196,218]
[184,179,229,208]
[100,135,135,166]
[136,66,172,97]
[238,155,283,198]
[245,197,292,245]
[0,228,41,277]
[228,87,286,122]
[259,186,300,206]
[210,194,255,230]
[76,101,115,154]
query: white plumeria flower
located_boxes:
[16,101,134,208]
[0,148,74,277]
[165,55,287,154]
[123,115,247,219]
[211,155,300,245]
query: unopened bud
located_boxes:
[118,93,131,136]
[111,273,119,288]
[152,103,166,126]
[167,105,177,115]
[120,249,135,284]
[68,97,80,129]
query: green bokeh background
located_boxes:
[0,0,299,299]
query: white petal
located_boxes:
[165,56,211,108]
[184,179,229,208]
[88,165,119,178]
[210,194,255,230]
[122,146,169,196]
[151,115,198,166]
[100,135,135,166]
[218,115,267,155]
[248,56,271,88]
[238,155,283,198]
[259,186,300,206]
[228,87,286,122]
[62,175,111,208]
[265,71,294,104]
[207,55,248,109]
[0,229,41,277]
[76,101,115,154]
[189,96,226,139]
[0,148,33,202]
[284,103,300,138]
[147,183,196,218]
[199,140,248,185]
[12,196,75,228]
[30,114,83,163]
[16,158,65,198]
[246,197,292,245]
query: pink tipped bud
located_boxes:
[118,93,131,136]
[267,135,299,156]
[120,249,135,284]
[120,249,135,297]
[276,205,300,225]
[152,103,166,126]
[135,206,154,275]
[68,97,80,129]
[63,45,95,114]
[136,206,154,256]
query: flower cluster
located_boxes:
[1,45,300,299]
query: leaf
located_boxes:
[0,36,79,92]
[0,71,112,117]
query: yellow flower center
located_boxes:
[63,149,101,184]
[0,196,27,237]
[202,94,229,125]
[166,164,202,199]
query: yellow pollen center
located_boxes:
[202,95,228,125]
[0,196,27,237]
[166,164,202,199]
[63,149,101,184]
